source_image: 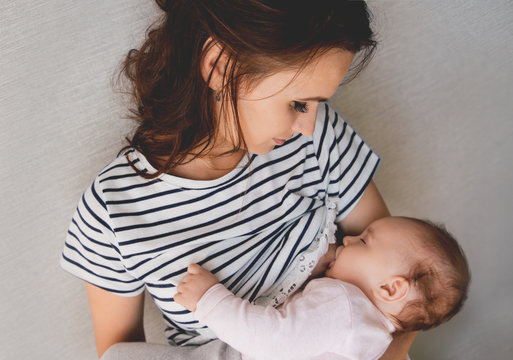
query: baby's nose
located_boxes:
[342,236,349,246]
[342,236,357,246]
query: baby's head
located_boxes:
[326,216,470,334]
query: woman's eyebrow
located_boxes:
[296,96,329,102]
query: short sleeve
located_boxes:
[60,178,144,296]
[313,103,381,222]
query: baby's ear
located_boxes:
[374,276,410,303]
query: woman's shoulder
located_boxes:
[90,148,153,191]
[98,148,145,175]
[312,102,352,145]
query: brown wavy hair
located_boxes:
[121,0,377,177]
[392,218,471,335]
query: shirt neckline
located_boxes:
[131,149,253,190]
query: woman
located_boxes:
[61,0,415,358]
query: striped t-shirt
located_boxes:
[60,102,380,345]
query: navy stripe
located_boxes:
[331,141,365,186]
[69,219,111,249]
[75,205,102,234]
[120,190,299,259]
[99,172,142,184]
[329,131,357,174]
[109,144,310,219]
[106,187,183,205]
[150,294,174,302]
[99,162,134,177]
[103,178,162,193]
[315,105,329,160]
[279,208,316,276]
[247,239,286,302]
[336,147,371,196]
[61,254,142,285]
[91,181,107,211]
[176,154,257,192]
[66,233,120,262]
[65,244,126,274]
[145,282,176,289]
[141,241,218,279]
[321,116,347,183]
[210,226,286,274]
[235,197,307,298]
[338,155,380,216]
[81,194,113,233]
[227,225,295,293]
[162,315,188,333]
[113,154,308,233]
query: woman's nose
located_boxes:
[292,114,316,136]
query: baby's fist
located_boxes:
[175,264,219,311]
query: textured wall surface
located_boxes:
[1,1,512,359]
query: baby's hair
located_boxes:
[392,218,471,335]
[119,0,377,178]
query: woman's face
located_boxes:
[225,49,354,155]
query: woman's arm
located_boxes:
[337,180,390,235]
[338,180,415,360]
[85,282,146,358]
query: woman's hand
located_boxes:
[175,264,219,311]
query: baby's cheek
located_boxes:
[308,244,337,280]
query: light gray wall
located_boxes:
[1,1,512,359]
[336,1,513,358]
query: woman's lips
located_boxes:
[273,138,286,146]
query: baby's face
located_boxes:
[325,217,418,298]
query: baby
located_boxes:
[175,216,470,360]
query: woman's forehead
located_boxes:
[243,50,352,100]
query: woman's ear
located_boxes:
[374,276,410,303]
[200,38,228,91]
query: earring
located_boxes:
[215,90,221,102]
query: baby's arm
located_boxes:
[175,265,352,360]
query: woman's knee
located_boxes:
[100,342,143,360]
[100,342,122,360]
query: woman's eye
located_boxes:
[292,101,309,113]
[360,238,367,245]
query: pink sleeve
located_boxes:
[195,279,353,359]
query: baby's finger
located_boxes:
[174,292,184,306]
[187,263,201,274]
[176,282,188,294]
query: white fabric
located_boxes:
[195,278,395,360]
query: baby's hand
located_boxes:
[175,264,219,312]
